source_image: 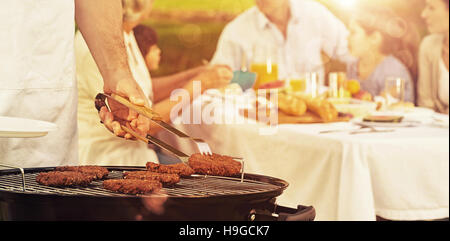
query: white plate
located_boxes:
[0,116,57,138]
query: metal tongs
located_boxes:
[94,93,245,182]
[95,93,211,164]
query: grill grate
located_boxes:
[0,170,281,198]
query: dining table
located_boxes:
[157,93,449,221]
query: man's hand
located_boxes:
[100,71,151,139]
[195,65,233,91]
[75,0,151,139]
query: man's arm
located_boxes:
[75,0,150,137]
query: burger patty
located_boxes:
[36,171,95,187]
[54,166,109,180]
[146,162,194,177]
[103,179,162,195]
[188,153,242,177]
[123,171,180,186]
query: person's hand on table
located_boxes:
[195,64,233,91]
[99,71,151,139]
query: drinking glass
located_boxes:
[328,72,347,98]
[384,77,405,105]
[307,72,320,98]
[250,44,279,89]
[288,73,307,92]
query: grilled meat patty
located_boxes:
[54,166,109,180]
[146,162,194,177]
[188,153,242,177]
[103,179,162,195]
[36,171,95,187]
[123,171,180,186]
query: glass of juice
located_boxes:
[250,44,279,89]
[288,73,307,92]
[289,72,320,97]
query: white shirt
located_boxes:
[438,58,449,106]
[75,30,158,167]
[211,0,352,84]
[0,0,78,168]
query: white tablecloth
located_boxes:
[158,99,449,221]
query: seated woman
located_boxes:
[346,7,418,103]
[418,0,449,114]
[75,0,232,166]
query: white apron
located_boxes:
[0,0,78,168]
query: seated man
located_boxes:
[211,0,353,85]
[75,2,232,166]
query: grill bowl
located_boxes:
[0,166,289,221]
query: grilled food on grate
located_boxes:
[54,165,109,180]
[36,171,95,187]
[146,162,194,177]
[123,171,180,186]
[103,179,162,195]
[188,153,242,177]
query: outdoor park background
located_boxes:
[143,0,428,79]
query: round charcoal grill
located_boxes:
[0,167,315,221]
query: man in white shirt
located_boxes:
[211,0,352,84]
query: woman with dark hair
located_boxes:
[133,24,160,71]
[418,0,449,114]
[346,7,420,103]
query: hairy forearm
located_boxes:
[75,0,130,83]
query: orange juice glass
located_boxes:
[289,78,307,92]
[251,63,279,89]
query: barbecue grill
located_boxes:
[0,166,315,221]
